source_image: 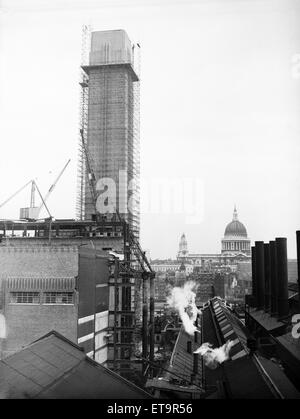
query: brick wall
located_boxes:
[2,301,77,358]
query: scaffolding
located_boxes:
[75,29,151,383]
[79,31,141,237]
[107,219,155,384]
[76,25,91,220]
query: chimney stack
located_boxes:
[142,273,148,372]
[187,340,192,354]
[255,241,265,310]
[269,241,278,316]
[251,246,257,306]
[297,231,300,311]
[264,243,271,312]
[275,238,289,318]
[193,353,199,374]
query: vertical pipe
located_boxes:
[255,241,265,310]
[187,340,192,353]
[193,353,199,374]
[142,273,148,373]
[251,246,257,306]
[113,259,119,370]
[269,241,278,316]
[297,231,300,311]
[264,243,271,312]
[149,273,155,364]
[276,238,289,318]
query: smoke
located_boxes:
[0,314,6,339]
[167,281,199,335]
[109,251,124,261]
[194,340,234,370]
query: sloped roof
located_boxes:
[0,331,151,399]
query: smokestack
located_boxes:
[255,241,265,310]
[251,246,257,306]
[297,231,300,311]
[269,241,278,316]
[149,273,155,364]
[193,353,199,374]
[275,238,289,318]
[142,273,148,371]
[187,340,192,354]
[264,243,271,312]
[194,331,198,343]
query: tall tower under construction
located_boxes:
[77,29,140,238]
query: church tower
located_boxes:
[177,233,189,260]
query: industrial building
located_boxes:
[0,217,155,385]
[0,27,152,386]
[0,219,124,359]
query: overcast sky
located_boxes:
[0,0,299,259]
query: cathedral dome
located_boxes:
[224,207,247,238]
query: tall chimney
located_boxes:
[276,238,289,318]
[251,246,257,306]
[149,273,155,364]
[187,340,192,353]
[297,231,300,311]
[270,241,278,316]
[255,241,265,310]
[142,273,148,372]
[264,243,271,312]
[193,353,199,374]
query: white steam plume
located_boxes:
[194,340,234,370]
[0,314,6,339]
[167,281,199,335]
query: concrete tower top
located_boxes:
[89,29,133,66]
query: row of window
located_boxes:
[9,292,74,305]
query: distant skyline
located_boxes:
[0,0,300,259]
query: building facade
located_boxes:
[0,220,124,360]
[178,207,251,268]
[221,206,251,256]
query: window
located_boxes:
[43,292,74,305]
[10,292,40,304]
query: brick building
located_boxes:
[0,246,78,359]
[0,220,124,360]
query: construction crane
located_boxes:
[0,160,71,221]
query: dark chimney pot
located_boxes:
[255,241,265,310]
[251,246,257,307]
[269,241,278,316]
[187,341,192,354]
[297,231,300,311]
[264,243,271,312]
[193,353,199,374]
[275,238,289,318]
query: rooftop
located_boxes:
[0,331,151,399]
